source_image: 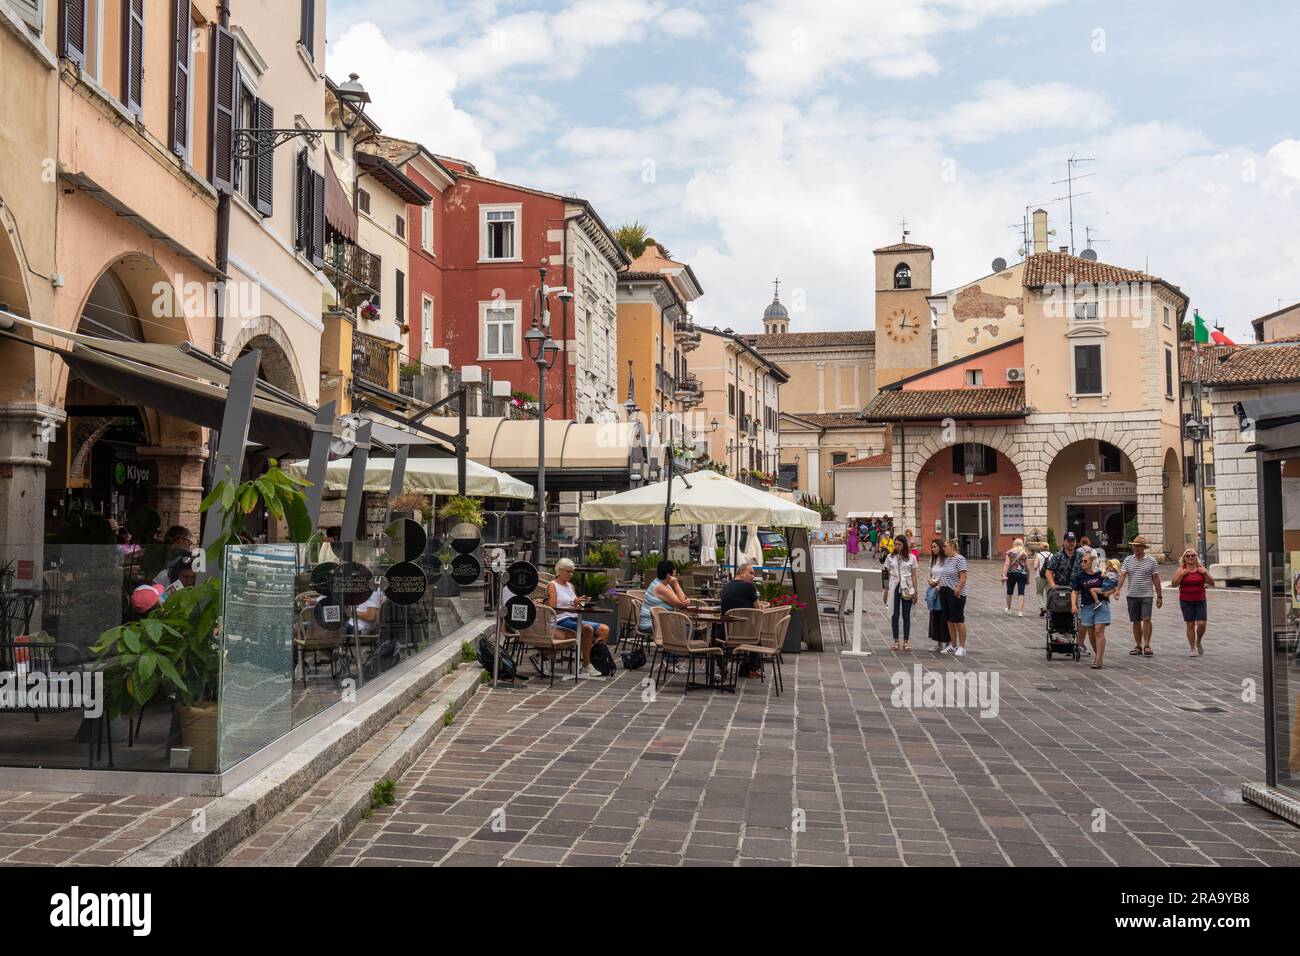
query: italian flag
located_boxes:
[1193,310,1211,344]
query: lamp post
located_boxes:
[524,265,564,566]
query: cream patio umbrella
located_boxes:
[579,470,821,529]
[284,455,534,499]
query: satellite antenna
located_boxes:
[1052,155,1096,255]
[991,257,1008,273]
[1079,248,1098,261]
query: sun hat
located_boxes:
[1131,535,1148,546]
[130,583,165,614]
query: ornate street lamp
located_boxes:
[234,74,371,161]
[525,267,563,565]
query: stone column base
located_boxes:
[0,402,64,583]
[136,444,210,535]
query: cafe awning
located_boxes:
[463,417,644,491]
[283,455,532,499]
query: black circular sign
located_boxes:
[333,561,375,607]
[384,519,427,564]
[450,553,482,586]
[505,561,538,596]
[502,595,536,631]
[449,522,481,555]
[422,553,443,582]
[313,599,344,631]
[383,561,427,606]
[310,561,338,597]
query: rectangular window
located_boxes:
[953,444,996,475]
[1099,442,1123,474]
[1163,305,1172,328]
[482,303,519,359]
[965,369,984,386]
[1073,343,1103,395]
[1164,346,1174,398]
[357,188,371,215]
[1072,302,1099,323]
[728,384,735,416]
[169,0,191,158]
[333,128,345,155]
[299,0,314,56]
[421,204,432,251]
[395,214,405,239]
[481,205,519,261]
[421,296,434,350]
[395,270,404,322]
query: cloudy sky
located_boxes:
[327,0,1300,342]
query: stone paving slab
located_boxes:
[332,561,1300,867]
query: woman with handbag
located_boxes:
[883,535,918,652]
[925,539,946,651]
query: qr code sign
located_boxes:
[323,605,340,623]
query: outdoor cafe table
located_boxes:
[681,606,742,692]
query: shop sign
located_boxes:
[1074,480,1137,498]
[383,561,427,606]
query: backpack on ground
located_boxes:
[621,647,646,670]
[477,635,519,681]
[589,642,617,676]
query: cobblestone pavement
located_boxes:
[331,561,1300,867]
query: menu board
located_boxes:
[1000,496,1024,535]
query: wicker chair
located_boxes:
[293,607,347,685]
[512,605,578,687]
[614,591,647,652]
[731,606,790,695]
[652,608,721,695]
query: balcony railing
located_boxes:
[674,324,702,352]
[674,373,703,407]
[325,239,381,309]
[353,330,397,392]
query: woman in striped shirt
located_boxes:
[939,539,969,657]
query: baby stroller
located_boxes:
[1044,586,1080,661]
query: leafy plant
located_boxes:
[614,220,648,258]
[460,641,477,662]
[438,495,484,528]
[802,495,836,520]
[370,778,396,809]
[574,571,610,600]
[443,707,456,727]
[584,540,623,568]
[715,546,725,564]
[199,461,313,568]
[675,559,699,576]
[1046,527,1058,552]
[634,551,664,572]
[1124,517,1139,546]
[756,579,787,603]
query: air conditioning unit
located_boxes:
[1005,367,1026,383]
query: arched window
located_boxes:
[893,263,912,290]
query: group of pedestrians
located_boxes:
[875,529,1215,666]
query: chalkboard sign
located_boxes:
[503,594,536,631]
[383,561,427,606]
[505,560,538,596]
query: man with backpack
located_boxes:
[1045,532,1088,654]
[1034,544,1052,617]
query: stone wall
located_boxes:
[1208,386,1263,583]
[890,409,1174,556]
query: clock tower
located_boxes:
[874,233,934,387]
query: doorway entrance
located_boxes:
[945,500,991,559]
[1064,501,1137,554]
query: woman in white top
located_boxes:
[547,558,610,678]
[882,535,919,652]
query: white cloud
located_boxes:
[657,7,711,37]
[940,80,1114,143]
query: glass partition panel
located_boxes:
[217,544,300,772]
[1268,551,1300,793]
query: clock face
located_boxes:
[885,308,922,343]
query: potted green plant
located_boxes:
[91,461,312,772]
[438,495,485,529]
[583,540,622,570]
[634,551,663,586]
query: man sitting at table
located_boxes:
[548,558,610,679]
[722,562,764,678]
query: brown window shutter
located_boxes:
[60,0,87,68]
[209,24,236,192]
[311,170,326,268]
[254,99,275,215]
[170,0,191,156]
[123,0,145,115]
[299,0,315,56]
[294,148,309,251]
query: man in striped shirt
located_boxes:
[1118,535,1162,656]
[939,539,969,656]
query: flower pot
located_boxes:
[179,702,219,772]
[781,608,804,654]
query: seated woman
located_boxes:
[548,558,610,678]
[638,559,694,672]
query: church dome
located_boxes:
[763,298,789,320]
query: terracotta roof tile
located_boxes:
[1179,342,1237,381]
[873,242,933,254]
[861,386,1027,421]
[744,330,875,350]
[786,411,873,429]
[1204,342,1300,387]
[834,451,892,469]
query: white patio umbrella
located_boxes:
[284,455,534,499]
[579,470,822,529]
[699,523,717,565]
[743,524,764,566]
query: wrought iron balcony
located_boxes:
[352,330,397,392]
[674,323,701,352]
[325,239,381,310]
[674,373,703,407]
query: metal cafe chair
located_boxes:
[0,639,114,768]
[653,609,722,695]
[512,605,578,688]
[0,590,39,643]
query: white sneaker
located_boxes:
[954,646,966,657]
[1017,610,1024,617]
[941,644,955,654]
[583,664,604,678]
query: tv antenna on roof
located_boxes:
[1008,200,1060,257]
[1052,154,1096,255]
